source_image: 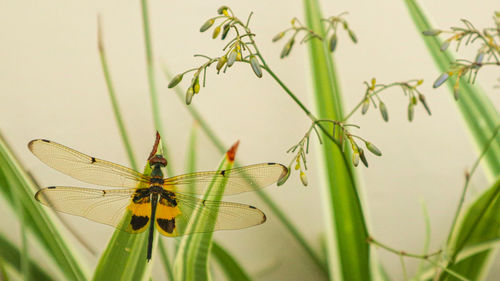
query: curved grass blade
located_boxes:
[174,142,239,281]
[162,66,327,275]
[303,0,370,280]
[0,234,53,281]
[211,242,251,281]
[0,133,89,281]
[444,178,500,280]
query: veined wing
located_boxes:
[155,193,266,237]
[29,139,150,187]
[35,186,151,233]
[163,163,287,197]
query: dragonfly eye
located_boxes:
[149,155,167,167]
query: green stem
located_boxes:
[262,66,313,117]
[369,237,441,259]
[98,17,138,170]
[447,124,500,251]
[140,0,173,177]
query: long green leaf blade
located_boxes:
[0,234,53,281]
[446,178,500,280]
[174,142,238,281]
[303,0,370,280]
[92,159,154,281]
[211,242,251,281]
[0,134,88,281]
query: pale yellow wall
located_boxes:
[1,0,499,280]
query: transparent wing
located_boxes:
[34,186,145,232]
[155,193,266,237]
[163,163,287,196]
[29,139,149,187]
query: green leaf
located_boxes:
[403,1,500,279]
[0,134,89,281]
[92,160,154,281]
[303,0,370,280]
[445,178,500,280]
[211,242,252,281]
[174,142,238,281]
[0,233,53,281]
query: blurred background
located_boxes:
[1,0,499,280]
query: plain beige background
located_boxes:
[1,0,500,280]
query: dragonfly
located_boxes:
[29,139,287,261]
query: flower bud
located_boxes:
[200,19,215,32]
[352,152,360,167]
[216,56,227,72]
[379,101,389,122]
[193,78,200,94]
[361,98,370,115]
[227,50,238,67]
[221,24,231,40]
[365,142,382,156]
[212,26,221,39]
[348,29,357,43]
[440,40,450,51]
[300,171,308,186]
[359,148,368,167]
[280,38,295,58]
[217,6,228,15]
[475,52,485,64]
[186,87,194,105]
[329,33,337,52]
[408,103,414,122]
[422,29,442,36]
[250,55,262,78]
[168,74,183,88]
[272,32,285,42]
[418,94,431,115]
[433,73,449,88]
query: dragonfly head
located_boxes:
[149,155,167,167]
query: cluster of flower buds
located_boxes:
[330,121,382,167]
[168,6,265,104]
[279,132,310,187]
[423,16,500,100]
[360,78,431,122]
[279,120,383,186]
[272,13,357,58]
[322,12,357,52]
[347,135,382,168]
[272,17,322,58]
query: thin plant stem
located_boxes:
[369,237,470,281]
[140,0,173,177]
[399,255,407,281]
[368,237,441,259]
[97,15,138,170]
[446,124,500,255]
